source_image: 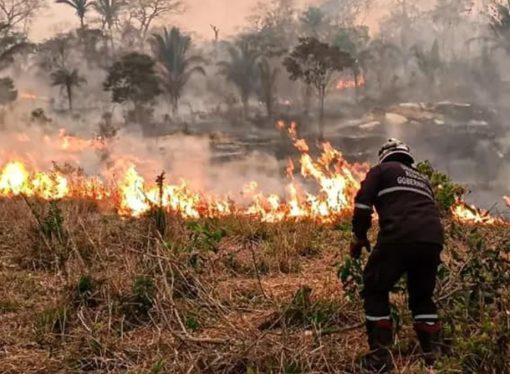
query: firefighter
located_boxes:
[350,139,444,372]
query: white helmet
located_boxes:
[378,138,415,164]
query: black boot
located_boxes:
[414,321,442,367]
[361,320,394,373]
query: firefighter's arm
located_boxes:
[350,166,380,258]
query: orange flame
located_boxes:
[0,124,508,225]
[336,76,366,91]
[451,200,504,225]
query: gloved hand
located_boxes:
[350,234,371,259]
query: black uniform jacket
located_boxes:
[352,161,444,245]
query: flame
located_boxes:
[0,123,508,225]
[336,75,366,91]
[451,200,503,225]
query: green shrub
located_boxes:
[416,161,465,212]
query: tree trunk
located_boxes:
[241,94,249,121]
[353,69,359,102]
[80,15,85,29]
[66,84,73,111]
[318,86,325,141]
[303,84,312,116]
[172,96,179,116]
[264,91,273,118]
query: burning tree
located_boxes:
[283,37,354,139]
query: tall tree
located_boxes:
[127,0,184,42]
[217,42,260,119]
[0,77,17,105]
[50,67,86,110]
[430,0,472,60]
[358,39,402,94]
[320,0,372,26]
[333,26,370,91]
[55,0,94,28]
[258,58,279,118]
[299,6,328,39]
[93,0,125,32]
[412,40,442,89]
[0,23,31,70]
[0,0,45,31]
[249,0,297,53]
[151,27,206,115]
[488,0,510,53]
[103,52,161,124]
[284,37,354,139]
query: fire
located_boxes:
[451,201,503,225]
[0,124,508,225]
[336,75,366,90]
[0,161,69,199]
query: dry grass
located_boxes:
[0,198,509,373]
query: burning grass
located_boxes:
[0,197,509,373]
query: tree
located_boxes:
[412,40,442,89]
[430,0,472,60]
[0,24,31,70]
[217,42,260,119]
[127,0,184,42]
[284,37,354,139]
[258,58,279,117]
[151,27,206,115]
[50,67,86,110]
[55,0,94,28]
[488,0,510,53]
[320,0,373,26]
[0,0,45,31]
[0,77,17,104]
[333,26,370,91]
[358,39,402,94]
[299,6,328,39]
[103,52,161,124]
[93,0,125,52]
[93,0,125,31]
[249,0,297,53]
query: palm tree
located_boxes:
[151,27,206,115]
[217,42,259,119]
[50,67,86,110]
[55,0,94,28]
[93,0,124,32]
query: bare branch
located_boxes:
[0,0,46,31]
[127,0,184,41]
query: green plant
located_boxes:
[33,305,69,344]
[120,275,157,325]
[416,161,465,212]
[187,221,227,253]
[185,313,200,332]
[40,200,66,243]
[74,274,96,306]
[279,286,341,330]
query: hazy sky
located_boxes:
[30,0,281,41]
[29,0,447,42]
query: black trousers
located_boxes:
[362,242,442,321]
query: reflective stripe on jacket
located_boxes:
[352,161,444,245]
